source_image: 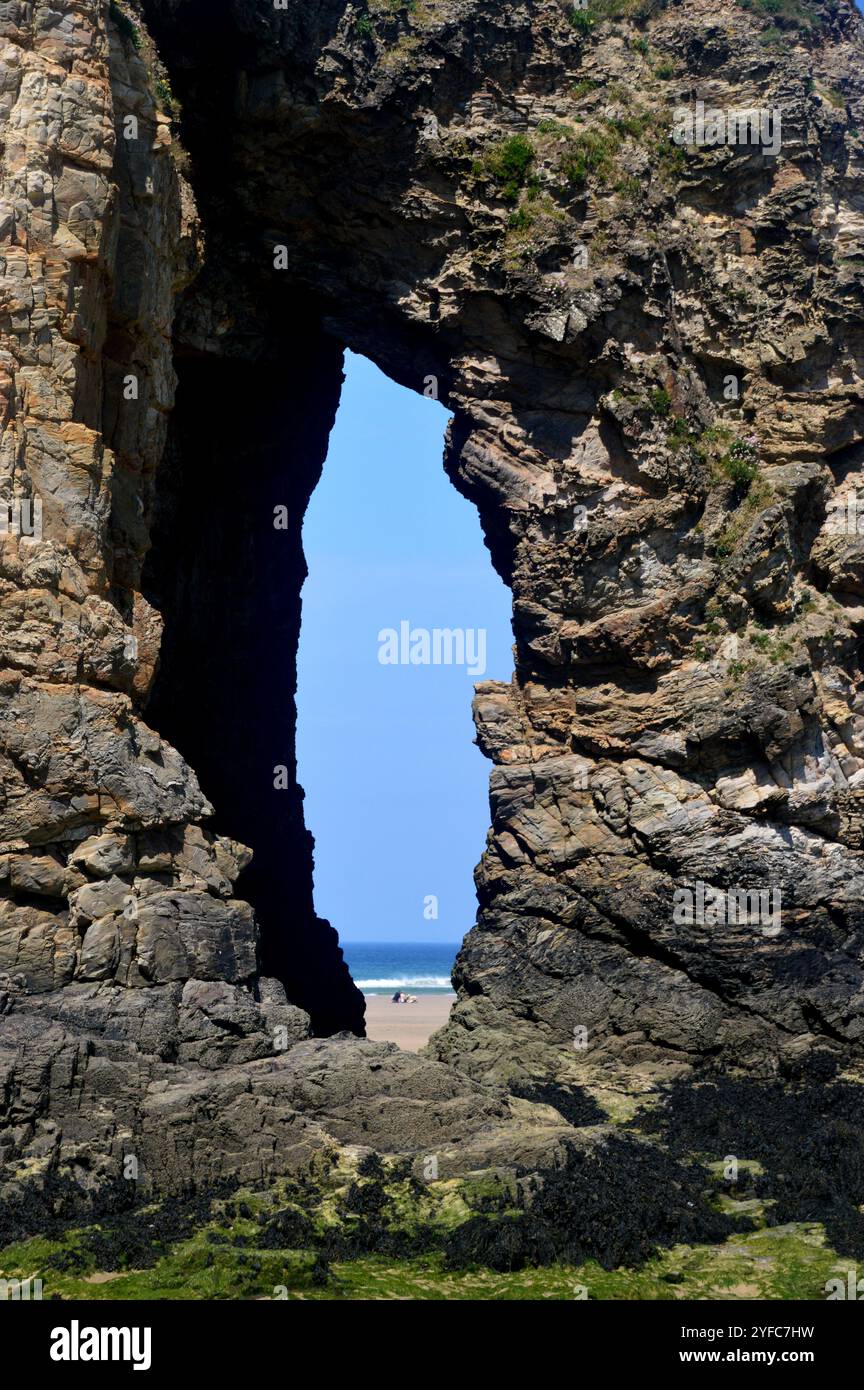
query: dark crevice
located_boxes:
[142,322,364,1037]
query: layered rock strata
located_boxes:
[145,0,864,1083]
[1,0,864,1204]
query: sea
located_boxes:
[341,941,459,995]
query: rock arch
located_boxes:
[2,0,864,1202]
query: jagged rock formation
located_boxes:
[144,0,864,1083]
[2,0,864,1207]
[0,0,362,1193]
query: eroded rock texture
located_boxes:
[2,0,864,1204]
[144,0,864,1083]
[0,0,365,1193]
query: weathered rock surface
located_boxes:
[2,0,864,1213]
[1,967,578,1197]
[142,0,864,1083]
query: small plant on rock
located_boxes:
[560,126,621,186]
[571,78,597,100]
[110,1,142,49]
[479,134,535,203]
[568,9,596,35]
[719,437,760,486]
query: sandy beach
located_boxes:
[363,993,455,1052]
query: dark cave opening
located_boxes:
[142,315,365,1037]
[134,0,512,1044]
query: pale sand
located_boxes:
[363,993,455,1052]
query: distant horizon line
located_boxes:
[340,939,462,946]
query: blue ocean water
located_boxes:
[341,941,459,995]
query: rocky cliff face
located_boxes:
[145,0,864,1084]
[0,0,362,1195]
[1,0,864,1208]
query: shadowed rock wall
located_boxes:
[142,334,363,1036]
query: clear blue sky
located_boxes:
[296,351,512,944]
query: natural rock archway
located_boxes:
[2,0,864,1209]
[145,0,864,1083]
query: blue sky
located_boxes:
[296,351,512,944]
